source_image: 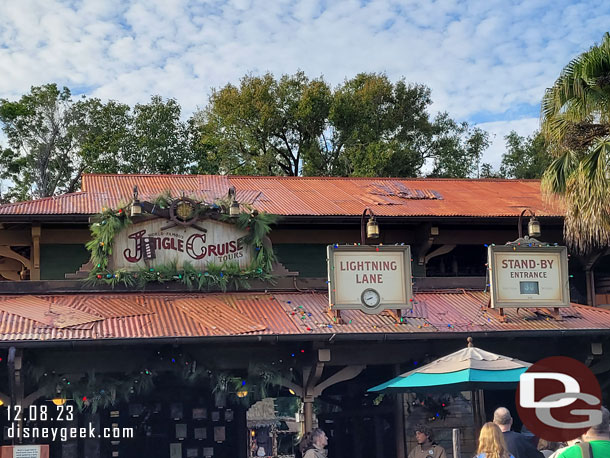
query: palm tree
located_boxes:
[541,32,610,254]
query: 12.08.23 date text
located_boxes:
[6,405,74,422]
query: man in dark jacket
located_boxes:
[493,407,544,458]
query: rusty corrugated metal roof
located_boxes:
[0,296,103,329]
[0,174,562,218]
[172,297,266,335]
[0,291,607,343]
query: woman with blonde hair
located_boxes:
[476,422,514,458]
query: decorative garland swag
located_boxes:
[86,191,278,290]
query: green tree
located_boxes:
[480,163,502,178]
[0,84,78,199]
[126,96,192,174]
[193,72,490,177]
[425,113,490,178]
[540,32,610,252]
[0,88,194,200]
[499,131,551,179]
[70,98,132,176]
[195,72,332,176]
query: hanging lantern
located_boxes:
[131,200,142,217]
[236,389,248,398]
[366,217,380,239]
[228,186,240,217]
[52,398,67,406]
[230,199,240,217]
[528,217,541,238]
[131,185,142,217]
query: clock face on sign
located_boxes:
[361,288,381,308]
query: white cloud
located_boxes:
[0,0,608,155]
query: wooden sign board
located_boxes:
[327,245,413,314]
[488,245,570,308]
[111,218,251,270]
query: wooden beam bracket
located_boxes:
[481,300,507,323]
[327,307,344,325]
[536,307,564,322]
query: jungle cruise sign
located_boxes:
[87,191,276,287]
[327,245,413,315]
[488,244,570,308]
[112,218,251,270]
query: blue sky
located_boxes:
[1,0,609,168]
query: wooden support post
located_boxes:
[375,416,384,458]
[31,225,41,281]
[304,399,314,433]
[8,347,24,445]
[452,428,461,458]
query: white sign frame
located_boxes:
[327,245,413,314]
[488,245,570,309]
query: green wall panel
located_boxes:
[274,244,327,277]
[40,244,90,280]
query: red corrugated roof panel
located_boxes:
[0,174,562,218]
[0,291,606,343]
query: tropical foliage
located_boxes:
[540,32,610,252]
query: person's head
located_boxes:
[478,422,511,458]
[414,425,433,445]
[311,428,328,449]
[583,406,610,441]
[300,429,327,454]
[493,407,513,432]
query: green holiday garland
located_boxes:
[85,192,278,290]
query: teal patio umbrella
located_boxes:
[368,337,531,393]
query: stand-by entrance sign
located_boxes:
[327,245,413,314]
[488,245,569,308]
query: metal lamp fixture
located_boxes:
[361,208,380,245]
[228,186,240,217]
[230,199,240,217]
[367,216,380,239]
[518,209,541,239]
[528,216,541,238]
[131,185,142,217]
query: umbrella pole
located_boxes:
[477,389,486,424]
